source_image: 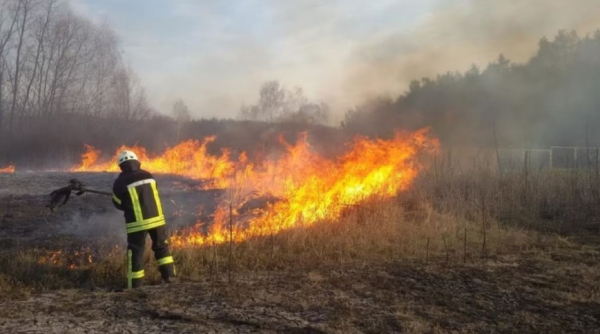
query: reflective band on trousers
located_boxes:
[112,193,122,205]
[127,250,144,289]
[128,270,145,279]
[157,256,174,266]
[126,215,166,234]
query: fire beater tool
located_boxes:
[47,179,111,212]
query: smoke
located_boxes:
[64,0,600,123]
[63,211,126,242]
[69,0,600,123]
[342,0,600,113]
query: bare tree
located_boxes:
[8,0,33,133]
[0,0,151,163]
[240,81,329,125]
[110,66,150,121]
[20,0,55,124]
[0,0,20,133]
[172,98,190,141]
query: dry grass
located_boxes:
[85,193,537,289]
[1,164,597,293]
[0,194,535,295]
[421,156,600,232]
[1,167,600,332]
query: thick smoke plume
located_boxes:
[341,0,600,112]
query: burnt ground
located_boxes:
[0,172,221,250]
[0,173,600,333]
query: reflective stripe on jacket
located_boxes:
[112,166,165,234]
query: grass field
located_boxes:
[0,168,599,333]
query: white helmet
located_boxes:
[117,150,138,166]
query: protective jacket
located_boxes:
[112,162,166,234]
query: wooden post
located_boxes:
[213,242,219,279]
[463,228,467,264]
[523,150,531,173]
[426,237,430,265]
[481,197,487,260]
[228,202,233,284]
[434,154,438,182]
[594,147,600,176]
[442,234,449,264]
[447,147,453,176]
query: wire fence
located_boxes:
[431,146,600,173]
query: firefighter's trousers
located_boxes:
[127,225,175,289]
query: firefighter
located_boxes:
[112,150,175,289]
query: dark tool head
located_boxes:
[47,179,110,212]
[47,179,85,212]
[47,186,72,212]
[69,179,87,196]
[69,179,85,191]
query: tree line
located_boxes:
[342,30,600,148]
[1,1,599,168]
[0,0,333,168]
[0,0,150,163]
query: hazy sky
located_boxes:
[69,0,600,122]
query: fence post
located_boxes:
[549,148,553,170]
[523,150,530,173]
[447,147,452,176]
[594,147,600,175]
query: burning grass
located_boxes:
[4,131,597,294]
[0,195,537,296]
[1,147,599,332]
[3,141,600,296]
[72,129,439,248]
[71,138,237,188]
[75,152,600,289]
[172,196,535,275]
[0,164,15,173]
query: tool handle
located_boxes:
[82,188,112,196]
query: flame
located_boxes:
[71,137,237,188]
[0,164,15,173]
[70,129,438,249]
[170,129,438,247]
[38,248,95,269]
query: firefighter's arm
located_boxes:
[112,181,124,211]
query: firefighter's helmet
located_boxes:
[117,150,138,166]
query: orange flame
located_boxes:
[38,248,95,269]
[71,129,438,248]
[173,129,438,247]
[70,137,237,188]
[0,164,15,173]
